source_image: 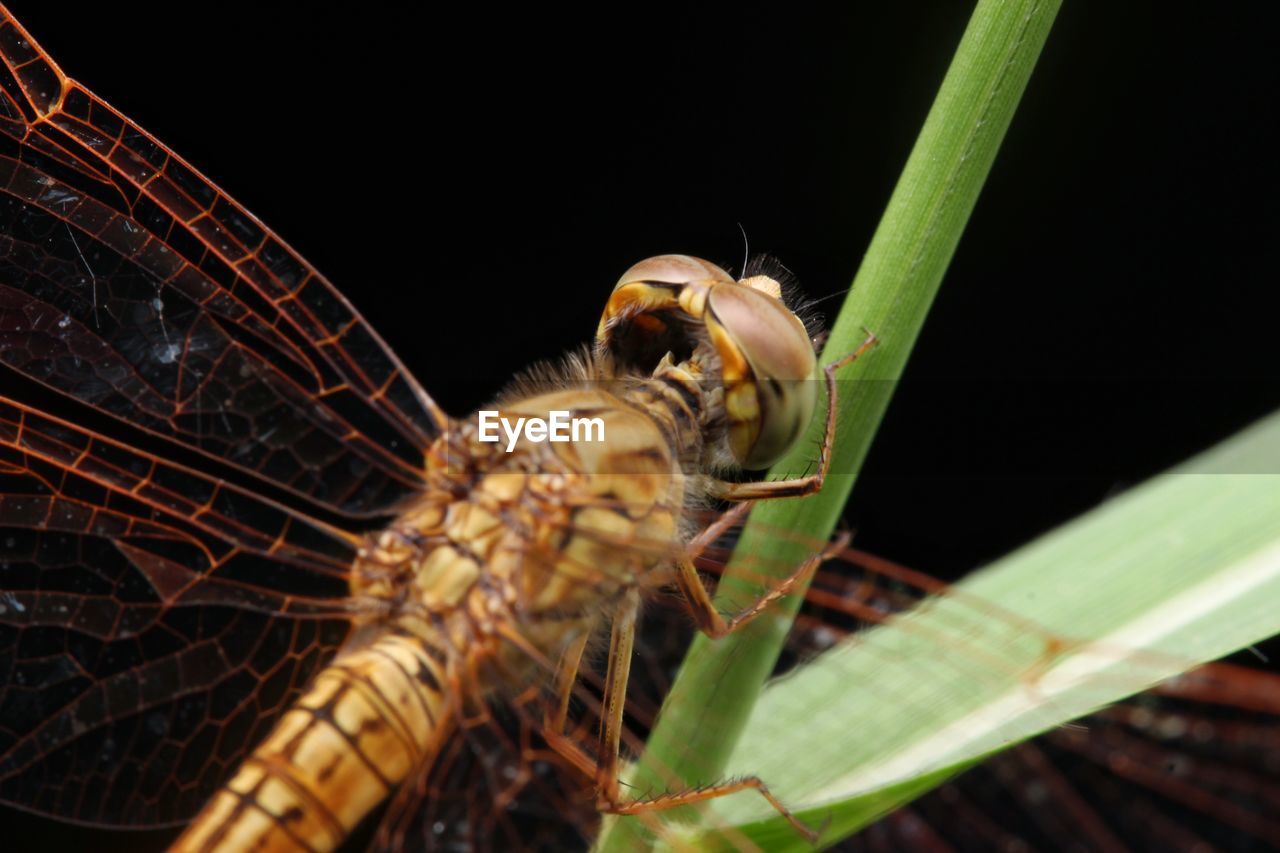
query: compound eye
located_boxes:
[706,283,818,468]
[614,255,735,289]
[596,255,734,372]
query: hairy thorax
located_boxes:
[350,383,697,683]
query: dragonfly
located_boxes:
[1,5,1278,852]
[0,4,884,848]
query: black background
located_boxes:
[1,1,1278,848]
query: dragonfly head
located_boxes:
[596,254,818,469]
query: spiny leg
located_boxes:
[546,630,590,735]
[588,590,819,842]
[711,329,879,502]
[595,589,639,802]
[676,528,852,638]
[678,413,857,638]
[684,499,753,553]
[603,777,817,844]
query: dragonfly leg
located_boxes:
[546,631,590,735]
[600,776,819,844]
[676,529,852,638]
[595,588,640,798]
[710,329,879,502]
[590,588,819,842]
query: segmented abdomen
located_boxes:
[172,631,452,852]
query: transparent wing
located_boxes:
[0,6,445,517]
[0,398,356,827]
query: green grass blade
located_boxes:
[598,2,1063,849]
[683,410,1280,849]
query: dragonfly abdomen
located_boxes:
[171,631,453,852]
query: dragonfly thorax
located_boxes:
[351,367,714,669]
